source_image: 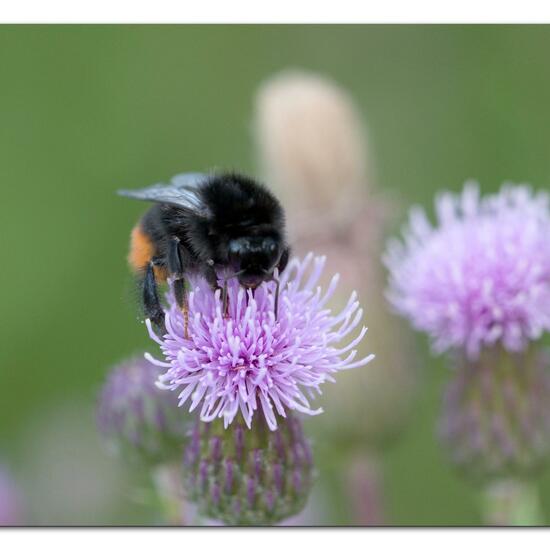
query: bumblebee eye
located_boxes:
[261,237,277,254]
[228,238,251,258]
[228,239,242,255]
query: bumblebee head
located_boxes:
[228,235,282,289]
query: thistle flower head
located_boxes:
[183,414,313,525]
[97,356,192,465]
[385,182,550,359]
[146,254,374,430]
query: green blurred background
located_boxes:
[1,25,550,525]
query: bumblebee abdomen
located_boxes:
[128,223,167,281]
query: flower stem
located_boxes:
[482,479,543,526]
[152,463,187,525]
[346,453,385,525]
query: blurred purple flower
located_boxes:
[146,253,374,430]
[385,182,550,359]
[0,465,23,526]
[97,356,191,464]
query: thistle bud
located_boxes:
[439,348,550,482]
[183,414,314,525]
[255,70,370,229]
[97,356,191,466]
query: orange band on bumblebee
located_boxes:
[129,225,167,281]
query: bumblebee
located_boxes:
[118,172,290,334]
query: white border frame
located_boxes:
[1,0,550,23]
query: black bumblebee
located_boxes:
[118,172,290,334]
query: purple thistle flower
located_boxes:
[384,182,550,359]
[145,253,373,430]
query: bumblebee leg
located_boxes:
[272,246,289,320]
[222,279,229,318]
[273,278,280,320]
[175,280,189,339]
[143,260,165,330]
[201,264,229,318]
[168,237,190,338]
[277,246,291,273]
[202,264,218,290]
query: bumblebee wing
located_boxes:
[118,172,210,216]
[169,172,207,188]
